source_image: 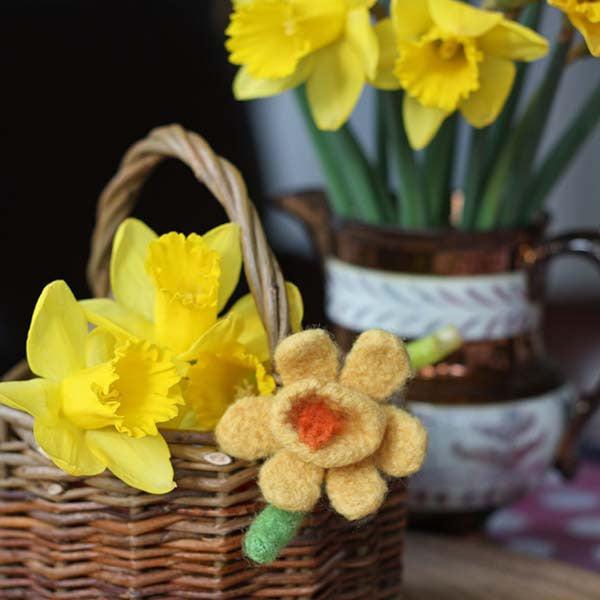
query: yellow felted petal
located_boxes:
[428,0,502,38]
[570,13,600,57]
[86,328,116,367]
[340,330,411,401]
[202,223,242,312]
[403,94,449,150]
[478,19,549,62]
[81,299,155,342]
[274,329,339,386]
[375,405,427,477]
[460,56,515,129]
[110,218,157,322]
[34,413,106,476]
[392,0,432,41]
[216,395,279,460]
[86,430,175,494]
[346,8,379,80]
[326,459,387,521]
[0,378,57,419]
[259,449,323,512]
[371,19,402,90]
[226,283,304,364]
[233,59,314,100]
[27,281,87,381]
[306,40,365,130]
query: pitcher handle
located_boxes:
[528,230,600,477]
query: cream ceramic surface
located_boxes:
[408,386,575,512]
[325,258,541,342]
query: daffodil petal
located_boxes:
[370,19,402,90]
[81,299,154,342]
[306,40,365,130]
[86,328,116,367]
[202,223,242,312]
[569,13,600,57]
[346,8,379,80]
[27,281,87,381]
[479,19,549,62]
[0,378,57,419]
[179,313,243,362]
[110,218,157,322]
[86,430,175,494]
[460,56,515,128]
[403,94,449,150]
[233,58,314,100]
[34,414,106,476]
[392,0,432,41]
[225,283,304,364]
[428,0,502,38]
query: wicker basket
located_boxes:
[0,125,406,599]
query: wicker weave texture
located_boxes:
[0,126,406,599]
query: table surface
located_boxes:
[404,532,600,600]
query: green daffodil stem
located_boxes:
[424,114,457,228]
[519,80,600,224]
[475,25,572,230]
[295,87,354,220]
[382,91,427,228]
[461,2,543,230]
[407,325,462,371]
[375,90,390,196]
[244,505,305,565]
[294,87,392,225]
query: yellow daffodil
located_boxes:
[81,218,303,431]
[0,281,181,493]
[374,0,548,149]
[227,0,379,130]
[549,0,600,56]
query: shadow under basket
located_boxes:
[0,125,406,599]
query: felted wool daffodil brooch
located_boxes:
[216,328,427,522]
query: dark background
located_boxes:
[0,1,284,372]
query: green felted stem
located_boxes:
[461,2,543,230]
[407,325,462,371]
[244,505,305,565]
[382,91,427,227]
[519,80,600,223]
[475,33,571,230]
[423,114,457,227]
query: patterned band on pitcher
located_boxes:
[325,258,541,341]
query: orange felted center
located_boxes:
[290,395,345,450]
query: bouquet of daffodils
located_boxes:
[0,219,302,493]
[226,0,599,230]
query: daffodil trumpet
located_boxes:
[226,0,599,232]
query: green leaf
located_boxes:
[381,91,427,227]
[424,114,457,228]
[475,32,571,230]
[462,2,543,230]
[519,80,600,224]
[295,86,393,224]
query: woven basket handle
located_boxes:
[87,124,290,357]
